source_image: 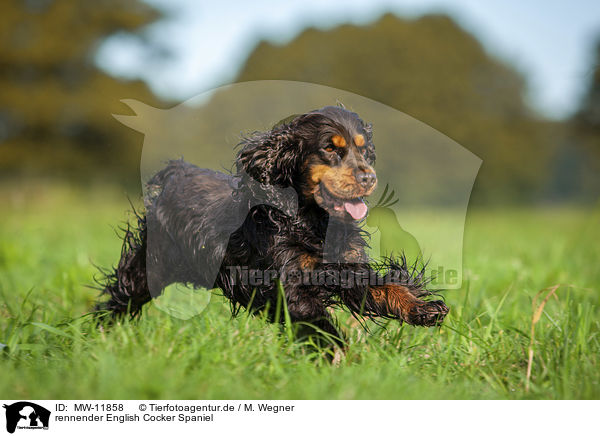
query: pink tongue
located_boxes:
[344,200,368,220]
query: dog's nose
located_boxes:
[355,170,376,190]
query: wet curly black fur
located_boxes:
[95,106,448,343]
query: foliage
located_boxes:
[1,6,597,203]
[236,14,597,203]
[0,0,164,185]
[568,39,600,201]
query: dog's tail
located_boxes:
[95,209,152,318]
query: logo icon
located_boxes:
[3,402,50,434]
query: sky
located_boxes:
[95,0,600,120]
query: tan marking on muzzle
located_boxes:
[309,164,365,197]
[310,164,333,184]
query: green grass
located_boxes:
[0,182,599,399]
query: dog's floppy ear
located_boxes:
[236,115,308,187]
[235,113,329,217]
[234,119,304,218]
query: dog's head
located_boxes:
[237,106,377,221]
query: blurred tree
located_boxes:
[576,41,600,132]
[569,38,600,201]
[0,0,165,184]
[236,14,561,203]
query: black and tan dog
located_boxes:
[97,106,448,344]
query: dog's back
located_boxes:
[145,160,238,290]
[97,160,239,316]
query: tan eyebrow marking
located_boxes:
[331,135,347,148]
[354,134,365,147]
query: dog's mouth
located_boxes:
[317,184,368,220]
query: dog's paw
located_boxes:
[405,300,449,326]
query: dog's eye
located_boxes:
[324,144,335,153]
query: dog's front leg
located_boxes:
[282,285,345,347]
[369,284,448,326]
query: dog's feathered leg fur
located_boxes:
[95,211,151,318]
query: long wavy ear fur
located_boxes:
[236,113,332,187]
[236,122,299,187]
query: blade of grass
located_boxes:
[277,280,294,343]
[30,322,76,340]
[526,284,561,393]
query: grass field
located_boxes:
[0,182,599,399]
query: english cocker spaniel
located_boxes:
[97,106,448,344]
